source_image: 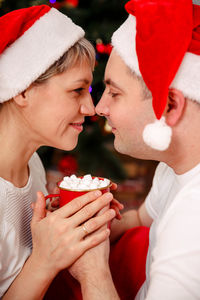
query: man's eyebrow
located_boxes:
[103,79,123,91]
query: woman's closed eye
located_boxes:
[74,87,84,95]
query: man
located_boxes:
[68,0,200,299]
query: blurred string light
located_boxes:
[49,0,79,7]
[66,0,79,7]
[89,86,92,93]
[0,0,4,7]
[104,120,112,133]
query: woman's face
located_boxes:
[23,59,95,151]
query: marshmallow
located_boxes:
[92,177,99,185]
[59,174,110,191]
[83,174,93,182]
[99,181,107,188]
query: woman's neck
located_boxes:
[0,144,33,188]
[0,103,39,187]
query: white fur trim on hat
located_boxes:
[143,117,172,151]
[112,15,200,104]
[112,16,141,77]
[0,8,84,102]
[170,52,200,101]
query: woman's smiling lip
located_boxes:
[70,122,84,132]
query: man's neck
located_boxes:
[165,141,200,175]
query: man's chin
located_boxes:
[114,139,127,155]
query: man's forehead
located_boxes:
[103,78,123,91]
[107,49,126,67]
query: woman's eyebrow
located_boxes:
[73,78,92,84]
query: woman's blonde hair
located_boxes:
[33,37,95,84]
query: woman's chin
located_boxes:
[47,135,79,151]
[59,140,78,152]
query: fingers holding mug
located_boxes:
[78,208,116,239]
[71,192,113,228]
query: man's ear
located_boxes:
[13,91,28,107]
[165,88,186,126]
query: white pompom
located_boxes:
[143,117,172,151]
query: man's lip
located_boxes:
[105,119,116,131]
[107,122,116,130]
[106,120,113,128]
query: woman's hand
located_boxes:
[29,190,116,281]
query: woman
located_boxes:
[0,5,120,299]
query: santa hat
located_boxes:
[0,5,84,102]
[112,0,200,151]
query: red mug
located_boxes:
[45,176,112,207]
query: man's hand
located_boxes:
[69,206,120,300]
[110,182,124,220]
[110,209,142,243]
[110,203,153,244]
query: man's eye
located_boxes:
[108,90,119,98]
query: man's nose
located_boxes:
[95,94,109,116]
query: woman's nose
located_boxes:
[80,94,95,116]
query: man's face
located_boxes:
[96,50,155,159]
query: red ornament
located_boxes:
[58,155,78,176]
[105,44,112,55]
[65,0,79,8]
[96,42,112,55]
[96,43,106,54]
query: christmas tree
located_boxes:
[0,0,128,181]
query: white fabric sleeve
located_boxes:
[0,152,46,296]
[145,191,200,299]
[0,221,31,297]
[145,163,167,220]
[145,187,158,220]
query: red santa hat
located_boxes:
[0,5,84,102]
[112,0,200,151]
